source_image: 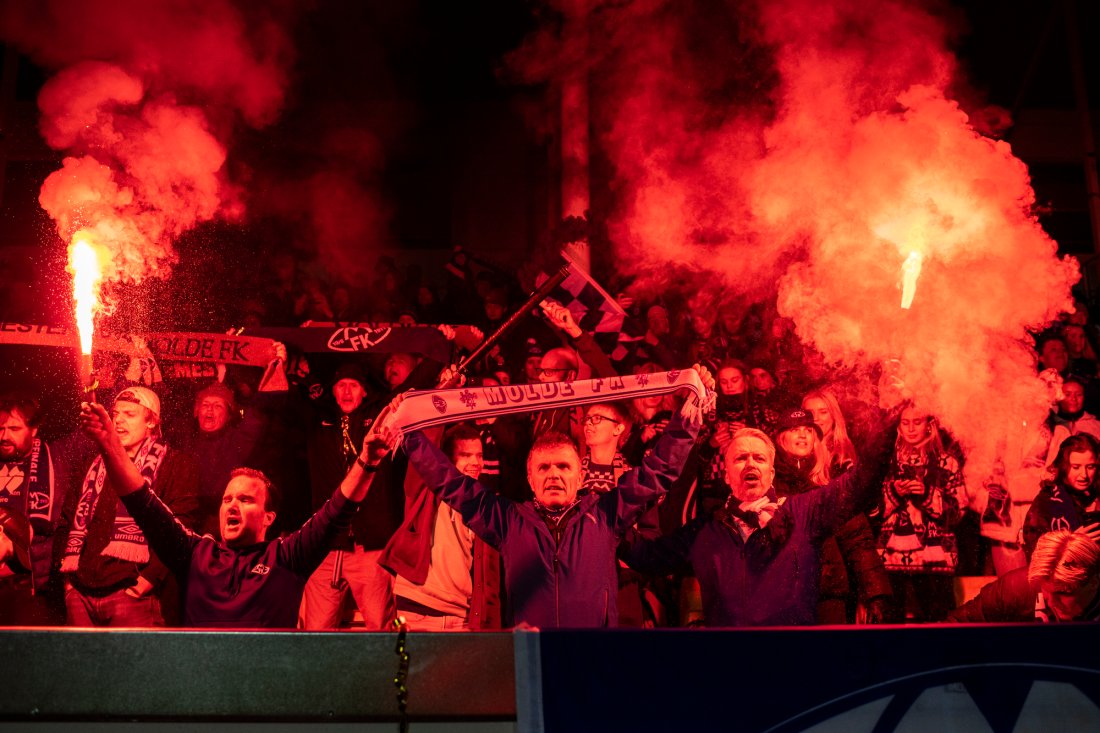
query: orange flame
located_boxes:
[900,251,923,309]
[68,236,103,355]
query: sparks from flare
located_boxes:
[900,251,923,310]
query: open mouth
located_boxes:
[741,468,761,484]
[225,516,242,529]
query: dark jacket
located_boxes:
[946,568,1036,623]
[177,392,281,535]
[1023,482,1100,556]
[625,422,892,626]
[306,404,404,550]
[402,412,699,628]
[59,449,201,596]
[120,486,359,628]
[773,454,891,620]
[947,567,1100,623]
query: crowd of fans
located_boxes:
[2,240,1100,630]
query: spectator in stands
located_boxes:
[299,362,398,631]
[1023,434,1100,556]
[77,401,389,628]
[1049,377,1100,452]
[176,344,288,536]
[1037,333,1070,377]
[624,411,895,627]
[948,525,1100,623]
[771,408,891,624]
[875,403,966,622]
[59,387,201,627]
[802,389,858,476]
[696,359,754,512]
[0,393,76,625]
[389,366,710,628]
[385,424,501,630]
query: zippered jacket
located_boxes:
[401,411,699,628]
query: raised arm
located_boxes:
[402,429,512,548]
[612,410,701,532]
[79,402,146,496]
[805,412,897,541]
[81,402,198,574]
[611,364,712,531]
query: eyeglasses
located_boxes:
[538,367,571,378]
[584,414,621,427]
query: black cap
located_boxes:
[775,407,822,438]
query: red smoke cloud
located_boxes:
[0,0,294,295]
[513,0,1078,488]
[255,126,391,286]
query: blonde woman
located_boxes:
[802,389,857,475]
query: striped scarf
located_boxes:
[61,437,168,571]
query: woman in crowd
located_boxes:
[802,389,858,476]
[695,360,754,513]
[875,402,966,621]
[1023,433,1100,556]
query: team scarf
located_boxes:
[61,437,168,571]
[379,369,713,440]
[10,437,55,532]
[580,452,630,495]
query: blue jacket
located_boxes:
[402,412,699,628]
[626,424,891,627]
[120,486,358,628]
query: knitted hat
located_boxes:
[195,382,238,413]
[331,361,368,389]
[775,407,822,438]
[115,386,161,420]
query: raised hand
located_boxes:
[540,299,582,338]
[79,402,118,452]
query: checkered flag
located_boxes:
[537,252,644,362]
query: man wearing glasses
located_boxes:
[580,403,632,495]
[532,300,618,444]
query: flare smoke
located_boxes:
[511,0,1079,486]
[0,0,294,298]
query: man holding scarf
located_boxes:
[382,365,712,628]
[59,387,201,627]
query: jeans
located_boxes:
[64,584,164,628]
[298,547,395,630]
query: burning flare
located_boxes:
[900,251,923,309]
[68,236,102,355]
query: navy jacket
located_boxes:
[402,412,699,628]
[626,423,891,627]
[120,486,358,628]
